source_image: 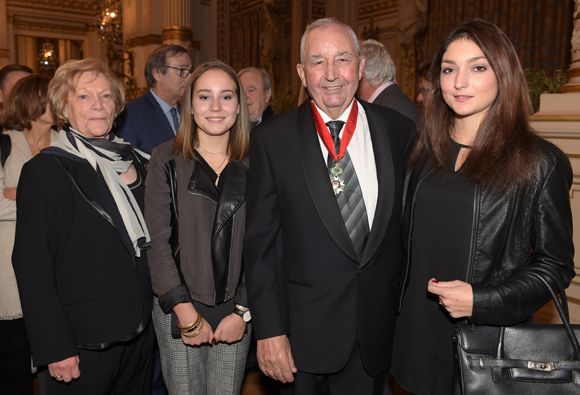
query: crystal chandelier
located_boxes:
[37,40,58,72]
[97,0,122,43]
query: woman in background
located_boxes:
[0,74,56,395]
[391,19,575,394]
[145,59,252,395]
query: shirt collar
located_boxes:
[368,81,395,103]
[313,98,356,125]
[150,89,178,113]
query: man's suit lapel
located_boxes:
[359,100,394,268]
[296,100,359,263]
[144,90,177,141]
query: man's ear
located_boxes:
[358,55,366,81]
[152,68,164,83]
[296,64,307,88]
[266,89,272,104]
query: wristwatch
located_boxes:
[233,305,251,322]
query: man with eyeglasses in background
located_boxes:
[115,44,193,153]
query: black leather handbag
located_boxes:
[454,272,580,394]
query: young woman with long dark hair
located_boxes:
[391,19,575,394]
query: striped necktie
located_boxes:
[326,120,370,260]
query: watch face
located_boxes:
[243,310,252,322]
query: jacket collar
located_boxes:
[144,90,177,141]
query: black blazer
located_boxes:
[12,152,152,366]
[244,99,412,376]
[114,89,176,153]
[373,84,421,129]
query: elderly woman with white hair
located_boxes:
[12,58,155,394]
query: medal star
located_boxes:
[331,176,346,195]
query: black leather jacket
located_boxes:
[401,135,575,326]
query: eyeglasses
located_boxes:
[166,65,193,78]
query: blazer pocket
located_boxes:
[59,280,99,306]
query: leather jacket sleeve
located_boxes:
[145,146,187,308]
[470,149,575,325]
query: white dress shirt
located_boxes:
[314,99,378,229]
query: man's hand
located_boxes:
[257,335,297,383]
[428,278,473,318]
[48,355,81,382]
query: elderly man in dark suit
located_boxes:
[239,67,275,128]
[115,45,192,152]
[356,39,421,129]
[244,18,413,395]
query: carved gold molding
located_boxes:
[162,26,194,43]
[229,0,262,13]
[400,40,416,100]
[218,0,227,62]
[0,49,9,58]
[359,0,398,18]
[8,0,97,11]
[13,21,88,36]
[124,34,163,50]
[125,87,147,102]
[312,1,325,20]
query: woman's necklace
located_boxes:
[213,155,228,178]
[198,146,226,155]
[197,149,228,178]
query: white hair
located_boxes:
[360,39,396,86]
[300,18,361,65]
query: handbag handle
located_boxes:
[519,272,579,360]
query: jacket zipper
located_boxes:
[465,184,479,284]
[462,184,479,324]
[399,166,434,311]
[187,189,218,205]
[188,189,221,305]
[225,215,235,303]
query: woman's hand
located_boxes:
[213,313,246,344]
[3,187,16,201]
[48,355,81,382]
[428,278,473,318]
[180,317,214,347]
[173,303,213,346]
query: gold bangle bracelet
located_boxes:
[177,313,202,332]
[180,318,201,334]
[182,318,204,338]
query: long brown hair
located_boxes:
[173,60,250,162]
[409,19,537,193]
[1,74,51,131]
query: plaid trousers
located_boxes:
[152,298,251,395]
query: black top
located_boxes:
[190,153,234,329]
[127,165,145,208]
[392,141,475,395]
